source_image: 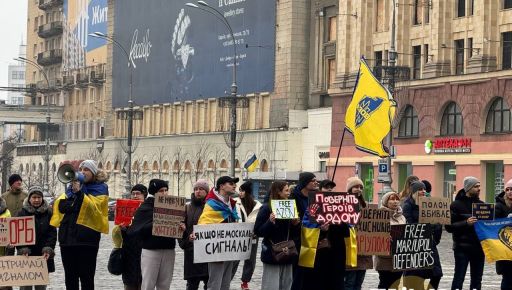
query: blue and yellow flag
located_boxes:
[244,154,259,172]
[345,58,396,157]
[475,217,512,263]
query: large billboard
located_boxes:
[112,0,276,108]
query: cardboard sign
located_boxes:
[355,207,391,255]
[271,199,298,219]
[193,223,255,263]
[0,217,36,246]
[391,223,434,271]
[115,199,143,226]
[0,256,49,286]
[472,203,495,221]
[307,192,360,225]
[152,193,186,238]
[418,197,451,225]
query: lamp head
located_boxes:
[197,1,210,7]
[89,32,106,38]
[185,3,199,7]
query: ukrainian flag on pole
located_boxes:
[345,58,396,157]
[244,154,259,172]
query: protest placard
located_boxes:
[391,223,434,271]
[115,199,143,226]
[472,203,495,221]
[418,197,451,225]
[307,192,360,225]
[0,256,49,287]
[271,199,298,219]
[152,193,186,238]
[0,216,35,247]
[355,207,391,255]
[193,223,255,263]
[357,232,391,256]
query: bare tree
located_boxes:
[152,146,169,179]
[171,146,190,197]
[193,139,211,181]
[131,155,151,186]
[1,133,22,193]
[206,144,227,185]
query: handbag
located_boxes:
[270,222,298,263]
[107,248,123,275]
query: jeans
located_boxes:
[261,263,293,290]
[231,239,258,283]
[451,247,485,290]
[208,261,234,290]
[345,270,366,290]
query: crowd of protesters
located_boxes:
[1,160,511,290]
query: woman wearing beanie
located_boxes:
[50,160,109,290]
[232,181,262,290]
[375,191,406,289]
[128,179,176,290]
[495,179,512,290]
[179,179,210,290]
[402,181,443,290]
[17,186,57,290]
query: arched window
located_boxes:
[106,161,112,171]
[235,159,240,169]
[260,159,269,172]
[440,102,463,136]
[152,161,159,171]
[143,161,149,172]
[485,97,511,133]
[163,160,169,173]
[196,160,203,173]
[208,160,215,170]
[114,161,120,171]
[220,159,228,169]
[398,105,419,137]
[133,161,140,173]
[185,160,192,171]
[98,162,103,169]
[19,164,23,174]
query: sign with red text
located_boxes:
[0,256,49,286]
[357,232,391,256]
[115,199,143,226]
[430,137,472,154]
[0,217,36,246]
[152,193,186,238]
[356,207,391,255]
[307,192,360,225]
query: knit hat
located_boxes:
[505,179,512,190]
[28,186,44,198]
[382,191,399,207]
[319,179,336,191]
[346,176,363,192]
[79,160,98,176]
[463,176,480,192]
[410,181,426,194]
[298,172,316,188]
[148,179,168,195]
[8,174,22,186]
[239,181,253,195]
[193,179,210,192]
[131,184,148,196]
[422,180,432,193]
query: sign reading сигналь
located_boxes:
[307,192,360,225]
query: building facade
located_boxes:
[4,43,27,139]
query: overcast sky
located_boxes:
[0,1,28,100]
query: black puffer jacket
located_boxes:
[127,196,176,250]
[445,189,483,250]
[17,198,57,272]
[57,191,100,247]
[179,193,208,280]
[120,226,142,286]
[495,191,512,275]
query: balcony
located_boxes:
[37,49,62,66]
[90,65,106,85]
[38,21,63,38]
[38,0,63,10]
[62,75,74,90]
[76,72,89,87]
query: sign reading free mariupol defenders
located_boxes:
[193,223,255,263]
[391,223,434,271]
[307,192,361,225]
[0,256,49,287]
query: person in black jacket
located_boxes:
[402,181,443,290]
[179,179,209,290]
[17,186,57,290]
[445,176,485,290]
[128,179,176,290]
[495,179,512,290]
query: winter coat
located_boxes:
[495,191,512,275]
[402,196,443,278]
[16,198,57,273]
[179,193,208,280]
[235,197,262,223]
[128,196,176,250]
[445,189,484,251]
[1,188,28,217]
[254,203,300,265]
[120,226,142,286]
[374,205,406,271]
[0,198,11,256]
[289,185,309,250]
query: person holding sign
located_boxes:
[374,191,406,290]
[128,179,176,290]
[402,181,443,290]
[494,179,512,290]
[255,181,300,290]
[50,160,109,290]
[445,176,485,290]
[0,195,10,257]
[16,186,56,290]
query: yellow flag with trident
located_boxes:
[344,58,396,157]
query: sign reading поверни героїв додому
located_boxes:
[307,192,361,225]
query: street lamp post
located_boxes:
[186,1,238,178]
[16,57,51,195]
[89,32,134,196]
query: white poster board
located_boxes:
[271,200,298,219]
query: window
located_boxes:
[457,0,466,17]
[424,44,429,63]
[327,16,337,42]
[374,51,383,79]
[440,102,463,136]
[425,3,430,23]
[503,32,512,69]
[398,105,419,137]
[468,38,473,58]
[486,97,511,133]
[327,58,336,89]
[412,45,421,79]
[455,39,465,75]
[469,0,474,15]
[505,0,512,9]
[319,161,327,172]
[413,0,422,25]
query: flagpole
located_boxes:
[331,128,347,182]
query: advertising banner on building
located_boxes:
[113,0,276,107]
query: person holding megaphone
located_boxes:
[50,160,109,290]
